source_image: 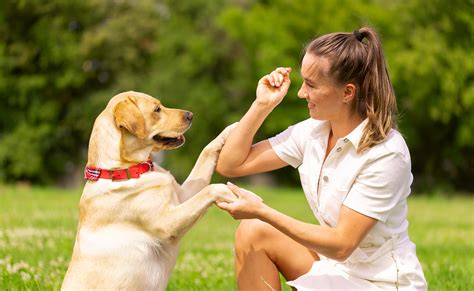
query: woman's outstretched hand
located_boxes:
[216,182,267,220]
[255,67,292,109]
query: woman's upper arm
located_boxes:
[216,140,288,177]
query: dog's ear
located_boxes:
[114,96,146,139]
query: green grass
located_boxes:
[0,184,472,290]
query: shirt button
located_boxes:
[323,176,329,182]
[336,147,342,152]
[343,138,349,143]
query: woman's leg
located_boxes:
[235,219,319,291]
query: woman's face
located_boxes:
[297,53,347,121]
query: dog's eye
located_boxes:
[154,106,161,113]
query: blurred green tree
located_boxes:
[387,0,474,191]
[139,0,239,180]
[0,0,162,183]
[0,0,472,192]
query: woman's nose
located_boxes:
[297,85,306,99]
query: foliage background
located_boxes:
[0,0,473,192]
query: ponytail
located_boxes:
[305,27,397,153]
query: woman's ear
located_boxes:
[343,83,357,104]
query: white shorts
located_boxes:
[287,247,427,291]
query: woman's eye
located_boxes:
[154,107,161,113]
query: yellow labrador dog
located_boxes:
[62,91,236,290]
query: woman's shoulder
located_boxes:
[270,118,327,150]
[367,129,411,162]
[292,118,328,135]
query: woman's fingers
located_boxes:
[259,67,292,88]
[259,74,275,87]
[226,181,243,197]
[269,71,282,87]
[227,182,264,202]
[270,67,292,87]
[275,67,292,77]
[216,201,230,210]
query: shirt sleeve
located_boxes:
[268,120,311,168]
[342,152,413,222]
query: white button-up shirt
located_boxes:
[269,118,427,290]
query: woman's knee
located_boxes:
[235,219,277,249]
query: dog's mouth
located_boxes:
[152,133,185,148]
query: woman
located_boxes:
[216,27,427,290]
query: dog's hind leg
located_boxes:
[179,123,238,202]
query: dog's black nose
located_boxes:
[185,111,193,122]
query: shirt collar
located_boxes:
[344,118,368,150]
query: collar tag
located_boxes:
[85,167,101,181]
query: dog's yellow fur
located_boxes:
[62,91,236,290]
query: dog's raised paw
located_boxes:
[208,183,237,203]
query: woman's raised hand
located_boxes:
[255,67,292,109]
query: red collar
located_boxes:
[84,160,154,181]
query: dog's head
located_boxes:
[113,92,192,152]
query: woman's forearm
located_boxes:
[216,101,273,174]
[217,67,291,176]
[218,184,374,262]
[257,205,355,261]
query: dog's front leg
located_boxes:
[179,123,237,202]
[156,184,236,240]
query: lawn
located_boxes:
[0,184,472,290]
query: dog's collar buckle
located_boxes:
[110,168,131,181]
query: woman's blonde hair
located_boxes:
[304,27,397,153]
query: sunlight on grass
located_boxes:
[0,184,472,290]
